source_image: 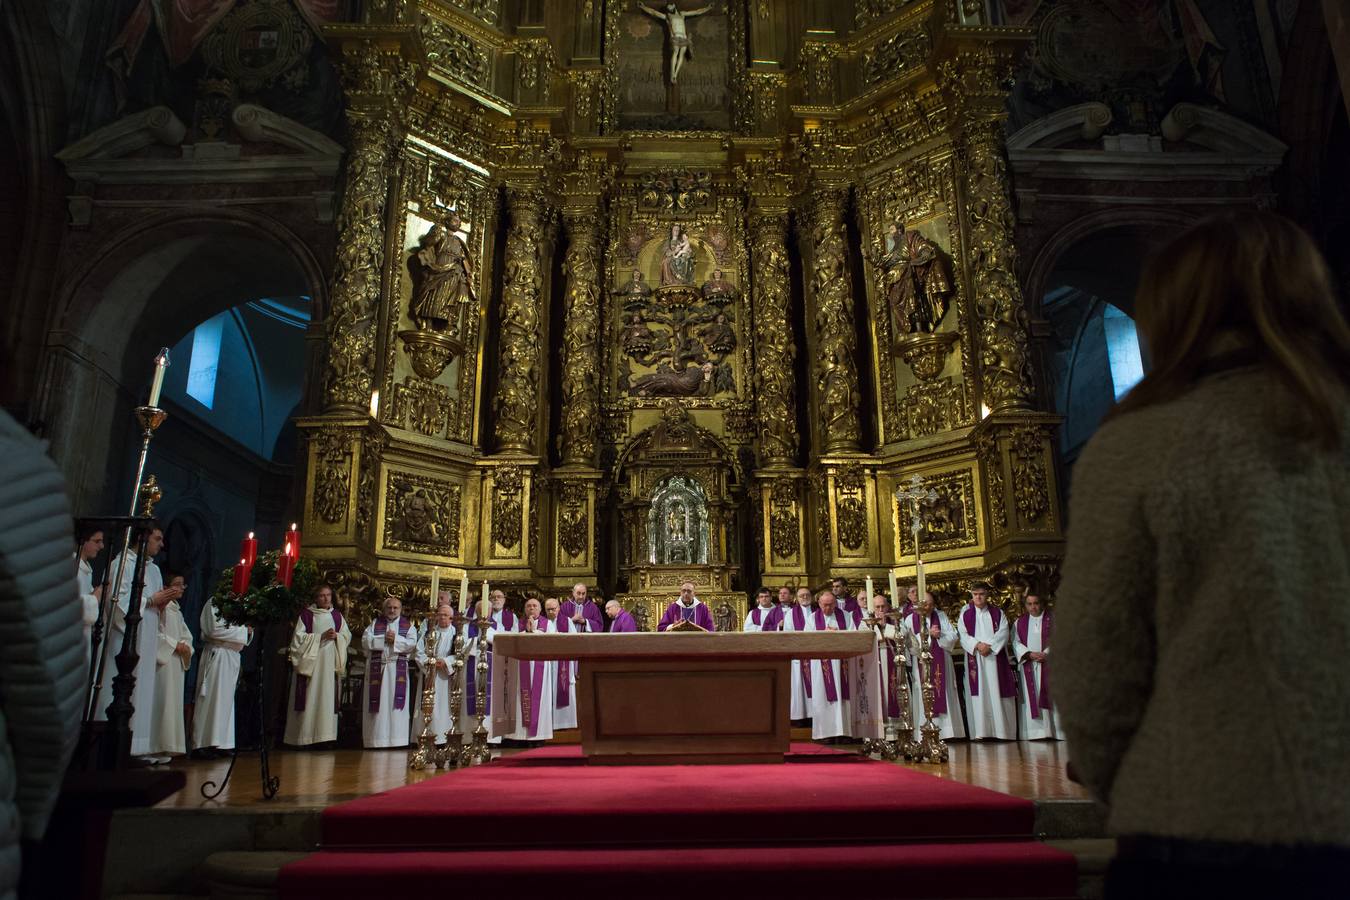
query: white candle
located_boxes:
[480,580,491,620]
[429,568,440,612]
[147,348,170,408]
[459,573,470,609]
[864,575,874,607]
[888,570,899,606]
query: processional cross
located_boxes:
[894,474,947,763]
[895,475,937,601]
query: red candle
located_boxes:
[276,542,296,588]
[240,532,258,568]
[285,522,301,559]
[232,559,251,594]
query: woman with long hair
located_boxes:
[1056,211,1350,897]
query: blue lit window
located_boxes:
[1103,304,1144,401]
[186,313,225,409]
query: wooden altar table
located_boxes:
[492,631,874,764]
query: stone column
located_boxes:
[323,39,416,413]
[806,184,863,453]
[558,209,602,465]
[749,212,798,465]
[492,186,548,453]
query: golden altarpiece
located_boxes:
[299,0,1064,630]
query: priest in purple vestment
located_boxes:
[657,581,715,631]
[832,576,861,615]
[743,588,776,632]
[605,599,639,632]
[561,582,604,633]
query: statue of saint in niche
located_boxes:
[698,312,736,355]
[639,3,713,84]
[874,221,953,335]
[620,268,653,308]
[701,268,738,306]
[623,312,658,358]
[659,223,696,286]
[410,213,477,332]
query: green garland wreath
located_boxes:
[209,550,319,628]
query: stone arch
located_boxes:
[38,209,328,513]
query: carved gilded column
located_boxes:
[322,41,415,412]
[492,186,548,453]
[806,184,863,453]
[559,212,601,464]
[942,48,1037,413]
[749,212,798,465]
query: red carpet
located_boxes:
[280,745,1077,899]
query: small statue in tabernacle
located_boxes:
[659,223,696,286]
[698,312,736,355]
[874,220,953,335]
[620,268,653,308]
[410,213,476,332]
[622,312,658,358]
[701,268,738,306]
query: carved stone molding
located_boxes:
[383,471,462,556]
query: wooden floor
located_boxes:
[155,735,1090,809]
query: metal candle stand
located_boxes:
[201,622,281,800]
[462,606,493,766]
[897,475,948,765]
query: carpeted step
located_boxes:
[280,842,1078,899]
[320,749,1036,850]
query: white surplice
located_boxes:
[416,621,461,745]
[77,556,98,672]
[193,599,250,750]
[148,600,192,756]
[492,616,557,741]
[778,604,811,719]
[904,610,966,741]
[958,606,1017,740]
[805,608,861,739]
[548,617,579,730]
[1013,613,1063,741]
[92,550,162,757]
[851,620,886,741]
[284,607,351,746]
[362,616,419,748]
[742,605,776,633]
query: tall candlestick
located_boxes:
[147,348,170,408]
[285,522,301,559]
[241,532,258,568]
[429,568,440,611]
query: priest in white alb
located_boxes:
[657,581,715,630]
[93,524,182,762]
[76,524,104,672]
[493,598,557,742]
[804,590,863,740]
[1013,590,1062,740]
[462,589,518,743]
[284,583,351,747]
[194,595,251,754]
[543,598,578,729]
[743,588,776,631]
[362,594,417,748]
[904,590,965,741]
[763,586,813,720]
[867,593,906,726]
[148,573,193,758]
[416,599,460,746]
[957,582,1017,740]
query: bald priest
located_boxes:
[657,581,715,631]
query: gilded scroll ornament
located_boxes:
[637,169,715,212]
[420,16,491,91]
[559,213,602,465]
[809,187,862,452]
[492,189,547,452]
[834,462,869,552]
[392,376,452,438]
[1011,426,1050,524]
[861,23,932,87]
[313,427,352,525]
[975,430,1008,537]
[557,482,589,559]
[355,428,387,540]
[750,214,799,464]
[491,464,524,551]
[384,473,462,556]
[768,478,800,560]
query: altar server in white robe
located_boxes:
[416,601,460,745]
[194,597,251,753]
[868,594,906,725]
[1013,591,1063,740]
[805,590,865,740]
[149,574,193,757]
[362,595,418,748]
[544,598,579,729]
[905,591,965,741]
[743,588,776,632]
[94,525,182,761]
[76,526,105,672]
[493,599,557,741]
[284,584,351,747]
[958,583,1017,740]
[462,590,519,743]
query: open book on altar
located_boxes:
[666,618,708,632]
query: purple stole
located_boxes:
[751,607,766,629]
[790,606,811,698]
[882,641,900,717]
[294,607,344,713]
[962,606,1016,698]
[518,619,548,738]
[1016,612,1053,718]
[812,609,851,702]
[555,616,572,707]
[368,615,412,713]
[909,611,948,716]
[609,611,637,633]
